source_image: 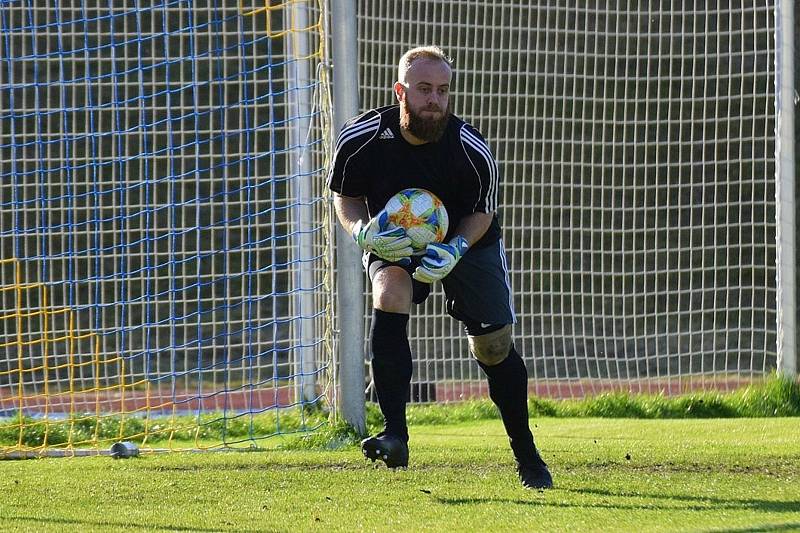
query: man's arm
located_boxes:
[333,193,370,235]
[452,211,493,247]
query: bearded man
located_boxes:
[326,46,553,490]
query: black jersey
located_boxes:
[326,105,502,248]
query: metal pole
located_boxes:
[289,2,318,403]
[330,0,366,432]
[776,0,796,377]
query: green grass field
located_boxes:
[1,417,798,532]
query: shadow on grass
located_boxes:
[565,487,800,514]
[1,515,261,533]
[699,524,800,533]
[435,486,800,515]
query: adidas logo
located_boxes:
[379,128,394,140]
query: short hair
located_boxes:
[398,46,453,83]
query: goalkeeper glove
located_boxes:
[352,210,413,264]
[412,235,469,283]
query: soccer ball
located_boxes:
[383,188,449,254]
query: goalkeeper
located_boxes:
[327,46,552,490]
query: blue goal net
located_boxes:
[0,0,333,453]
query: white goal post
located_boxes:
[775,0,796,377]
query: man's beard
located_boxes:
[400,101,451,143]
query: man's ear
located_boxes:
[394,81,406,102]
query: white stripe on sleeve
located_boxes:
[459,126,499,213]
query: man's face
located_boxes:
[396,58,452,143]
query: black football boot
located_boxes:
[361,432,409,469]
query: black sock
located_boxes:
[369,309,412,442]
[477,346,539,463]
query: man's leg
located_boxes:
[440,239,552,488]
[470,325,553,489]
[370,308,411,441]
[361,265,413,467]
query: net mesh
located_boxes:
[358,2,777,400]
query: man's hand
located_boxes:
[352,210,413,263]
[412,235,469,283]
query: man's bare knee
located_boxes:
[469,325,512,366]
[372,266,412,313]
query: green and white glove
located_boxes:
[352,210,413,264]
[412,235,469,283]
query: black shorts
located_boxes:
[366,239,516,334]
